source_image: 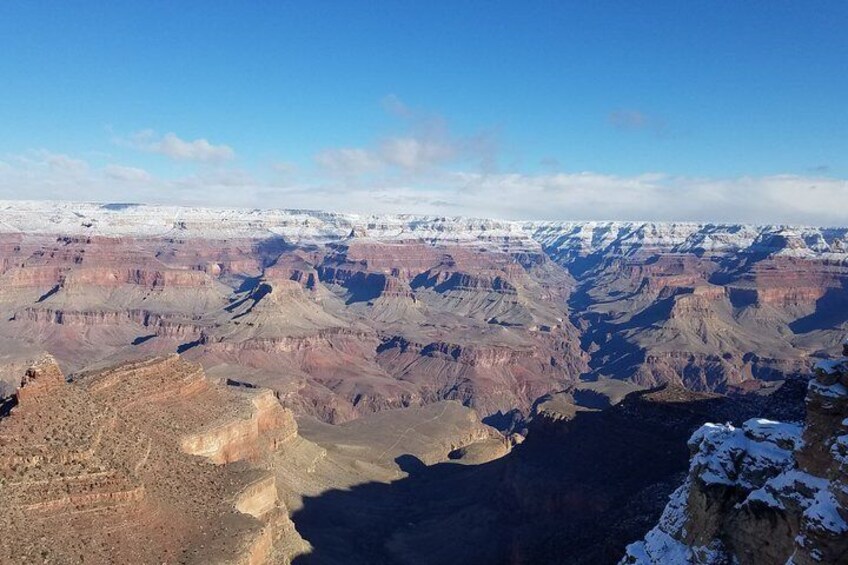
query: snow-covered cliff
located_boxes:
[622,341,848,565]
[0,200,846,258]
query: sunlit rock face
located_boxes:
[0,349,516,564]
[622,340,848,565]
[0,355,310,564]
[0,200,847,429]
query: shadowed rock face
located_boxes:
[623,344,848,565]
[286,377,807,565]
[569,252,848,393]
[0,204,847,429]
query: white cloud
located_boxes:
[176,168,258,189]
[315,96,497,176]
[315,148,381,176]
[271,161,297,174]
[124,130,235,162]
[32,151,90,175]
[103,164,151,182]
[0,151,846,225]
[437,171,848,225]
[44,153,88,175]
[378,137,455,171]
[380,93,414,118]
[3,150,89,176]
[4,93,848,230]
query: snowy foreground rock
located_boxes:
[622,342,848,565]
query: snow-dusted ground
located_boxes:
[0,200,535,248]
[1,200,847,258]
[623,395,848,564]
[527,221,848,259]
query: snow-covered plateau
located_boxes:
[1,200,847,259]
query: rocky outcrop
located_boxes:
[375,332,587,419]
[235,474,279,518]
[622,341,848,564]
[0,355,309,565]
[181,389,298,464]
[15,306,205,339]
[14,354,64,403]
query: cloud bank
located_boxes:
[314,97,496,176]
[1,101,845,226]
[0,149,845,226]
[123,130,235,162]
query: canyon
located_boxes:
[0,201,846,427]
[0,200,847,563]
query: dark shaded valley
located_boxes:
[292,381,807,565]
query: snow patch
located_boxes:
[689,419,801,489]
[808,379,848,400]
[815,358,847,376]
[804,487,848,534]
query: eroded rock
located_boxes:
[623,343,848,564]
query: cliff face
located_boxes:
[181,389,298,464]
[0,352,518,565]
[0,201,847,429]
[623,342,848,565]
[0,355,309,565]
[0,224,589,427]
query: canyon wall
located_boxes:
[0,201,846,428]
[0,354,311,564]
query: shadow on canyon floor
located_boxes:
[291,385,806,565]
[789,286,848,334]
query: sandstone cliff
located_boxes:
[0,355,310,565]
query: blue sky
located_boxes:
[0,2,846,223]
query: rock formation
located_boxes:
[0,201,845,429]
[271,372,804,564]
[622,340,848,564]
[13,353,65,403]
[3,201,845,562]
[0,352,511,564]
[0,355,309,564]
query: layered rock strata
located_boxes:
[0,200,846,428]
[0,355,308,564]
